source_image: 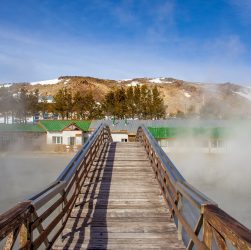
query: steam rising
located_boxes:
[0,119,250,229]
[166,121,251,228]
[0,152,72,213]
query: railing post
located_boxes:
[177,193,183,241]
[19,223,28,249]
[4,229,18,250]
[19,209,32,250]
[61,190,67,229]
[203,220,212,249]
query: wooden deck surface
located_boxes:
[53,142,185,249]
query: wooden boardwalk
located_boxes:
[53,142,185,249]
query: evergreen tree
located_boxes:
[91,103,104,119]
[73,91,86,119]
[39,96,48,117]
[10,88,40,123]
[53,88,68,119]
[65,89,73,119]
[53,88,74,119]
[101,85,166,120]
[84,92,97,119]
[0,88,13,124]
[103,91,116,117]
[140,85,149,119]
[18,88,30,123]
[73,91,104,119]
[126,86,136,118]
[115,87,127,119]
[151,86,166,119]
[134,85,141,118]
[28,89,39,117]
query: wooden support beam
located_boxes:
[187,214,204,250]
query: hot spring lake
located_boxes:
[0,152,73,213]
[0,151,250,228]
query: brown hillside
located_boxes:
[6,76,251,117]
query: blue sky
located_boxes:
[0,0,251,85]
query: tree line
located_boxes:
[0,84,166,123]
[53,88,103,120]
[53,85,166,120]
[1,84,241,123]
[0,88,39,124]
[103,85,166,119]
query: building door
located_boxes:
[69,137,75,146]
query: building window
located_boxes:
[158,139,168,147]
[217,139,224,148]
[211,139,217,148]
[1,135,9,144]
[121,138,127,142]
[52,136,62,144]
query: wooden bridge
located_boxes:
[0,124,250,249]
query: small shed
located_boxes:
[0,124,46,150]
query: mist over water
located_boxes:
[165,121,251,228]
[0,152,73,213]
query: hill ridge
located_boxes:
[1,76,251,118]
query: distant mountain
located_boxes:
[2,76,251,118]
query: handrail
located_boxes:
[29,123,103,203]
[0,123,112,249]
[176,182,216,209]
[204,205,251,250]
[56,123,104,183]
[142,126,185,183]
[0,201,31,239]
[136,125,251,250]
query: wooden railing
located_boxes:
[136,126,251,250]
[0,124,112,249]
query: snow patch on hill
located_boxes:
[127,81,142,87]
[64,79,70,85]
[0,83,12,88]
[234,88,251,101]
[149,78,163,84]
[117,79,133,83]
[148,77,175,84]
[30,79,61,86]
[122,79,133,81]
[184,92,191,98]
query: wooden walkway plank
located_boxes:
[53,142,185,250]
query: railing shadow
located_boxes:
[62,141,116,249]
[87,142,116,249]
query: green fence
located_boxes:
[148,127,229,139]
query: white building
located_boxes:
[39,120,91,149]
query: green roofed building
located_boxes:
[0,123,46,150]
[0,119,231,152]
[0,124,45,133]
[0,120,92,151]
[147,127,229,139]
[147,126,230,153]
[38,120,92,148]
[39,120,91,132]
